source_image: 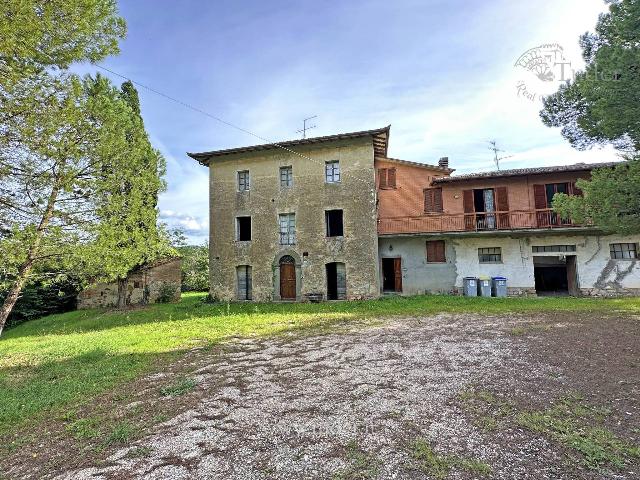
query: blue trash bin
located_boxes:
[492,277,508,297]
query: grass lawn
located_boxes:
[0,292,638,439]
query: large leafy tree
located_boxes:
[0,73,168,334]
[0,0,125,86]
[0,1,169,334]
[540,0,640,233]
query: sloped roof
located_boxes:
[432,161,622,184]
[188,126,391,166]
[381,157,454,173]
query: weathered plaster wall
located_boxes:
[377,237,457,295]
[452,233,640,295]
[378,233,639,297]
[78,258,182,309]
[208,137,380,301]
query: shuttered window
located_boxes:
[378,168,396,189]
[426,240,446,263]
[236,265,252,300]
[424,188,443,213]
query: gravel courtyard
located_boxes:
[15,312,640,479]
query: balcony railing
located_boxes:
[378,209,587,235]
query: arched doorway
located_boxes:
[279,255,296,300]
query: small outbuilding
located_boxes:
[77,257,182,309]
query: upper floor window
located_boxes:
[237,170,250,191]
[236,216,251,241]
[424,188,443,213]
[544,183,569,207]
[610,243,637,260]
[325,209,344,237]
[280,166,293,188]
[279,213,296,245]
[378,168,396,189]
[478,247,502,264]
[325,161,340,183]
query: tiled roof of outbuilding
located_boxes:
[431,161,622,184]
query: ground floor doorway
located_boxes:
[279,255,296,300]
[382,257,402,293]
[326,262,346,300]
[534,255,578,296]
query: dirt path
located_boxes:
[10,313,640,479]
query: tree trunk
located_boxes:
[116,277,128,309]
[0,183,59,336]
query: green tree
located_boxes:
[540,0,640,233]
[553,161,640,234]
[178,244,210,292]
[0,73,168,334]
[540,0,640,151]
[0,0,125,86]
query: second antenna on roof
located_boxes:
[297,116,318,139]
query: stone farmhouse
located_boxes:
[189,126,639,301]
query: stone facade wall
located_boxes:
[208,137,380,302]
[77,257,182,309]
[376,233,639,297]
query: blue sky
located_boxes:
[89,0,620,243]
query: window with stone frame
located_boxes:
[279,213,296,245]
[237,170,250,191]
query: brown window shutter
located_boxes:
[424,189,434,213]
[426,241,435,262]
[378,168,387,189]
[533,184,547,209]
[426,240,446,263]
[463,190,474,213]
[434,188,443,212]
[436,241,446,262]
[387,168,396,188]
[495,186,510,228]
[424,188,443,213]
[533,184,549,227]
[463,189,474,231]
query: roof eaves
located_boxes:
[188,125,391,166]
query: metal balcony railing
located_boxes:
[378,209,585,235]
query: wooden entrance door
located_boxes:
[279,256,296,300]
[393,257,403,293]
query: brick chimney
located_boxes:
[438,157,449,169]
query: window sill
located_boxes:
[326,236,344,239]
[426,261,447,264]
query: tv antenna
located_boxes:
[297,115,317,139]
[488,140,514,170]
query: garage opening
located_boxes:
[534,255,578,296]
[382,257,402,293]
[326,262,346,300]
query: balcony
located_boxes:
[378,209,588,235]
